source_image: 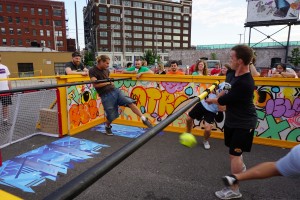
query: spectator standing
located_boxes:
[65,52,89,76]
[156,63,166,74]
[126,62,133,68]
[123,59,153,79]
[269,63,297,78]
[167,61,184,75]
[210,63,221,75]
[0,54,12,125]
[218,64,231,76]
[192,60,208,76]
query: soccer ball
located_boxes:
[179,132,197,148]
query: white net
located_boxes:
[0,89,58,148]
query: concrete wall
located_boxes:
[169,45,300,68]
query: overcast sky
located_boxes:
[62,0,300,49]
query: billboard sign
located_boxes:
[246,0,300,23]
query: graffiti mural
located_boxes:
[67,84,104,129]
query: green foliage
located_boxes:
[210,53,217,60]
[84,51,95,67]
[141,49,160,65]
[288,48,300,66]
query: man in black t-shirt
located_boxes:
[65,51,88,76]
[206,45,257,200]
[89,55,153,136]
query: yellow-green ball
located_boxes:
[179,132,197,148]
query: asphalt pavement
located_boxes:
[1,127,300,200]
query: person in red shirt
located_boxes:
[210,63,221,75]
[167,61,184,75]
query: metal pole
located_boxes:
[285,24,291,63]
[112,27,115,67]
[122,3,126,68]
[248,27,252,46]
[95,26,98,55]
[75,1,79,51]
[53,21,57,51]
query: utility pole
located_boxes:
[121,2,126,68]
[95,25,99,56]
[75,1,79,51]
[111,26,115,67]
[53,21,57,51]
[238,33,243,44]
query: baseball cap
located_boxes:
[72,51,81,57]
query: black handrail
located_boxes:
[43,81,220,200]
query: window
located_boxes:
[24,17,28,22]
[154,27,162,32]
[31,8,34,15]
[173,22,180,27]
[154,5,162,10]
[47,30,51,36]
[125,17,132,22]
[39,19,43,25]
[164,6,172,11]
[184,6,190,14]
[174,15,181,20]
[164,28,171,33]
[126,48,132,52]
[156,35,162,39]
[133,2,142,8]
[144,26,152,32]
[99,7,107,13]
[24,28,29,33]
[154,13,162,18]
[100,24,107,29]
[144,12,152,17]
[125,10,131,15]
[164,42,171,47]
[26,39,30,44]
[100,31,107,37]
[144,19,152,24]
[183,43,188,48]
[2,38,6,45]
[55,31,63,36]
[7,5,11,12]
[110,8,120,14]
[8,16,12,23]
[165,14,172,19]
[40,30,44,36]
[183,23,189,28]
[123,1,130,6]
[0,4,2,12]
[33,29,36,36]
[126,56,132,61]
[53,9,62,16]
[125,40,132,45]
[15,6,19,13]
[125,25,131,30]
[173,29,180,34]
[38,8,42,15]
[99,0,107,3]
[134,33,142,38]
[17,28,21,34]
[154,20,162,25]
[31,19,35,25]
[0,16,3,23]
[111,0,120,5]
[114,40,121,45]
[111,16,120,22]
[144,3,152,9]
[45,9,49,15]
[134,18,142,23]
[54,20,62,26]
[174,7,181,13]
[100,40,108,45]
[46,19,50,25]
[134,41,142,46]
[164,35,171,40]
[133,26,142,31]
[99,16,107,21]
[56,41,63,46]
[133,11,142,16]
[1,28,5,34]
[173,43,180,47]
[164,21,171,26]
[145,41,152,46]
[184,16,189,21]
[173,36,180,40]
[18,39,22,46]
[10,38,15,45]
[9,28,13,34]
[183,30,188,34]
[183,36,188,41]
[144,34,152,39]
[23,6,27,11]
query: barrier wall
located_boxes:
[59,74,300,148]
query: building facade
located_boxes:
[0,0,68,51]
[84,0,192,67]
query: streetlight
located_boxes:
[238,33,243,44]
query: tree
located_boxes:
[288,47,300,67]
[84,51,95,68]
[141,49,160,65]
[210,52,217,60]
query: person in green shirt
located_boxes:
[123,59,153,78]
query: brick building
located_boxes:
[0,0,68,51]
[84,0,192,67]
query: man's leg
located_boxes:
[186,115,193,133]
[203,122,212,149]
[230,155,244,190]
[128,103,152,128]
[105,120,113,136]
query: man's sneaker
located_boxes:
[215,187,242,199]
[105,126,114,136]
[142,118,153,128]
[203,140,210,149]
[222,175,239,186]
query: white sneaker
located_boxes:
[203,140,210,150]
[215,187,242,199]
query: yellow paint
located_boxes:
[0,190,22,200]
[57,78,69,136]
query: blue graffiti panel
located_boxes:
[91,124,147,138]
[0,137,109,193]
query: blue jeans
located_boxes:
[100,88,135,122]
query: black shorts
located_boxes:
[188,102,216,124]
[0,95,12,106]
[224,125,254,156]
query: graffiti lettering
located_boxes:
[161,82,189,94]
[266,98,300,118]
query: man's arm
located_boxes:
[65,67,88,76]
[90,77,112,88]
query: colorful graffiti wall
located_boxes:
[66,77,300,143]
